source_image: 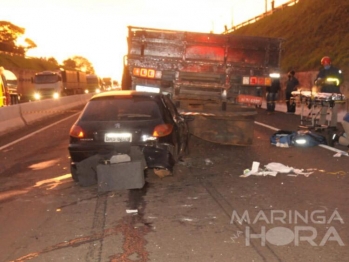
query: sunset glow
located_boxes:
[2,0,290,82]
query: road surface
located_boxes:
[0,106,348,262]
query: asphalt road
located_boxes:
[0,106,348,262]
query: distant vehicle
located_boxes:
[101,77,120,90]
[85,74,103,94]
[102,77,113,90]
[32,70,87,100]
[112,80,120,89]
[68,90,190,182]
[0,67,20,106]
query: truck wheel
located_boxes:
[71,164,79,182]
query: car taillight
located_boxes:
[133,67,162,79]
[242,76,272,86]
[152,124,173,137]
[70,125,84,138]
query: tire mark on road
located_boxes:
[85,192,109,262]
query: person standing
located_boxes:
[314,56,344,128]
[266,75,281,114]
[285,70,299,113]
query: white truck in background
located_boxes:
[85,74,103,94]
[32,70,87,100]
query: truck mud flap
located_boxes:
[187,114,255,146]
[180,101,256,146]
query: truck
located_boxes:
[0,66,20,106]
[32,69,87,100]
[85,74,103,94]
[121,26,283,145]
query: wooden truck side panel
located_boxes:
[123,26,283,145]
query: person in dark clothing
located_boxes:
[314,56,343,93]
[285,70,299,113]
[266,76,281,114]
[314,56,344,127]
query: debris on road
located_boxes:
[205,158,214,165]
[153,168,171,178]
[240,162,314,178]
[327,171,347,176]
[333,152,349,157]
[318,144,349,157]
[126,209,138,214]
[110,154,131,164]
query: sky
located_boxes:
[1,0,290,82]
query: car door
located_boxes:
[162,95,189,157]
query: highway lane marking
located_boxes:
[0,112,80,151]
[254,121,279,131]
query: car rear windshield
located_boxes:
[80,96,162,121]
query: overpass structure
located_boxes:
[224,0,300,34]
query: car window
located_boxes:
[80,97,162,121]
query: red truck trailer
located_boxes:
[122,26,283,145]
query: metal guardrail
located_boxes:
[224,0,300,34]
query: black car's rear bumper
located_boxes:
[68,142,175,172]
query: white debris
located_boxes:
[181,218,194,222]
[292,169,313,177]
[126,209,138,214]
[110,154,131,164]
[240,161,278,177]
[264,162,293,173]
[333,152,349,157]
[240,162,314,178]
[318,144,349,157]
[205,158,213,165]
[276,142,289,148]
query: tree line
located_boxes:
[0,21,95,74]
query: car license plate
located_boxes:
[104,133,132,142]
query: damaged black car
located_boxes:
[68,90,190,185]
